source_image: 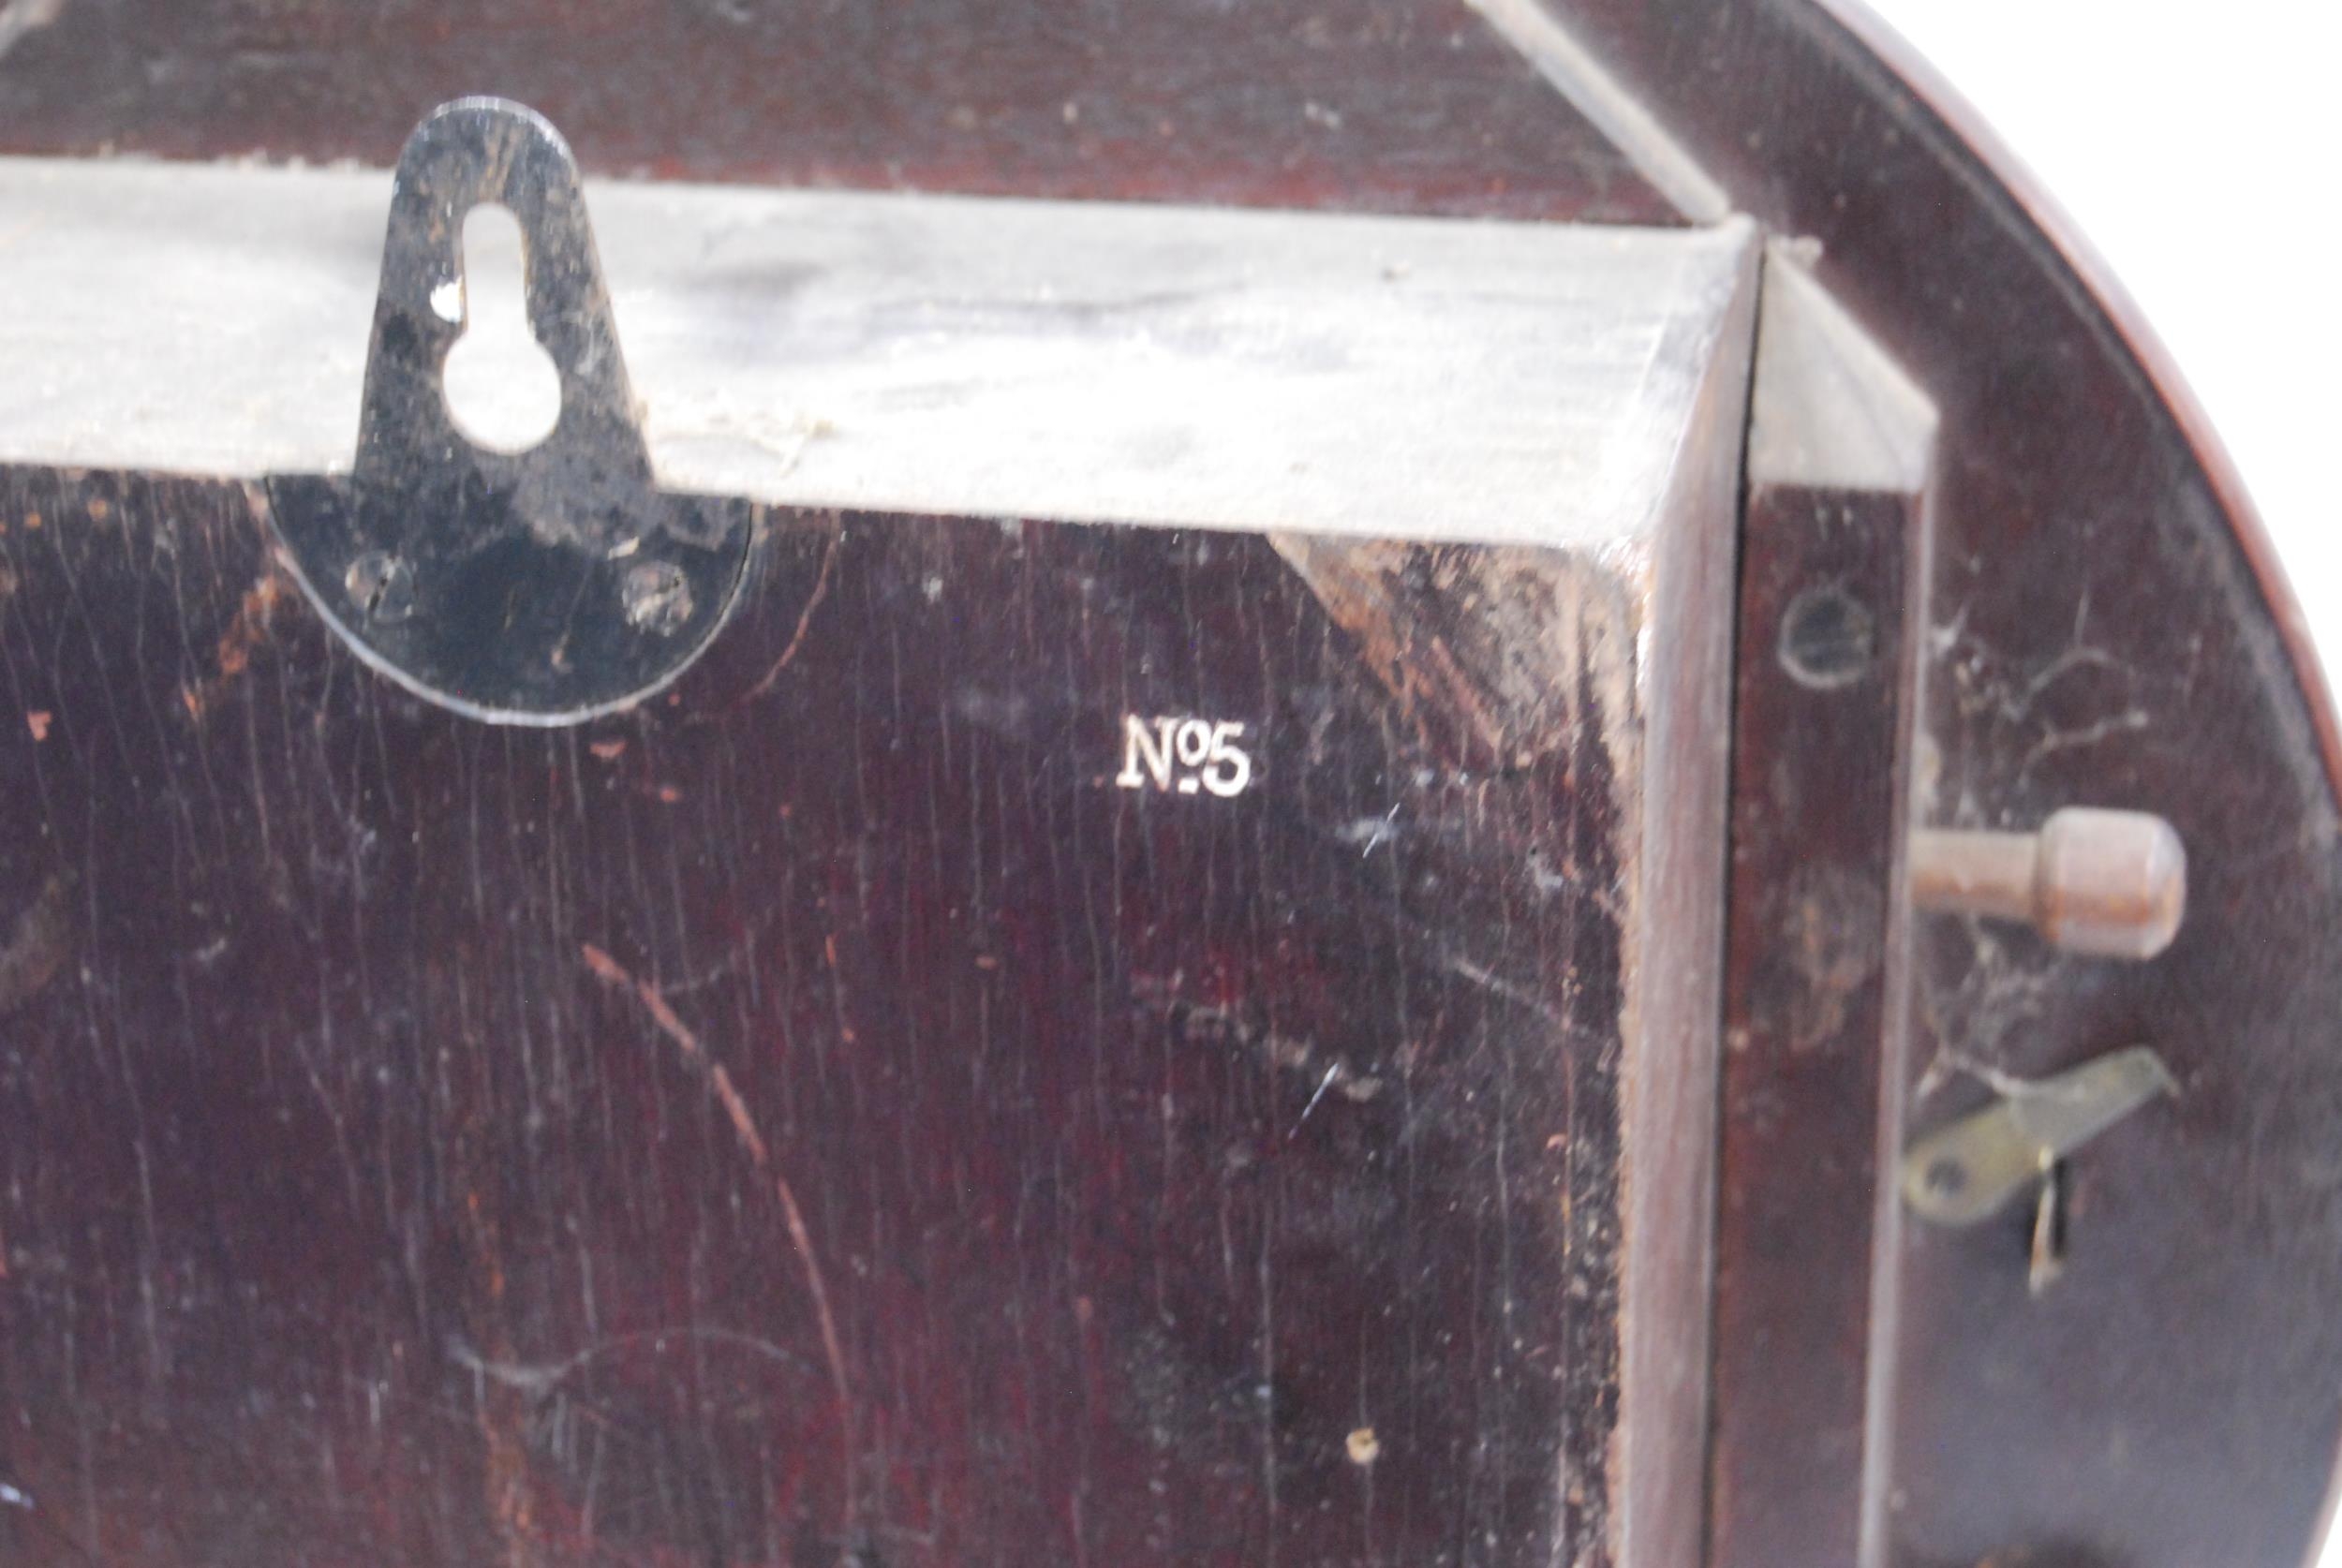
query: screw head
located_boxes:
[344,550,416,625]
[621,559,694,637]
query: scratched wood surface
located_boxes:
[0,470,1641,1566]
[1708,481,1924,1568]
[0,0,1672,226]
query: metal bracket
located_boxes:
[265,97,753,725]
[1902,1045,2177,1228]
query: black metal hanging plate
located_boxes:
[265,97,753,725]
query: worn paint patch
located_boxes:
[179,565,292,723]
[1781,861,1884,1051]
[1267,533,1640,776]
[0,875,73,1013]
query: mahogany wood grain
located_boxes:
[0,473,1645,1565]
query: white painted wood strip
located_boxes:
[0,157,1754,544]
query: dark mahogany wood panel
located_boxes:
[1709,484,1924,1567]
[0,0,1674,224]
[0,469,1630,1566]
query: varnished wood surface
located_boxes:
[0,472,1647,1565]
[1709,481,1925,1568]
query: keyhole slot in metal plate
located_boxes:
[439,203,564,455]
[263,97,755,727]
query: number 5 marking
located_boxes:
[1116,716,1253,798]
